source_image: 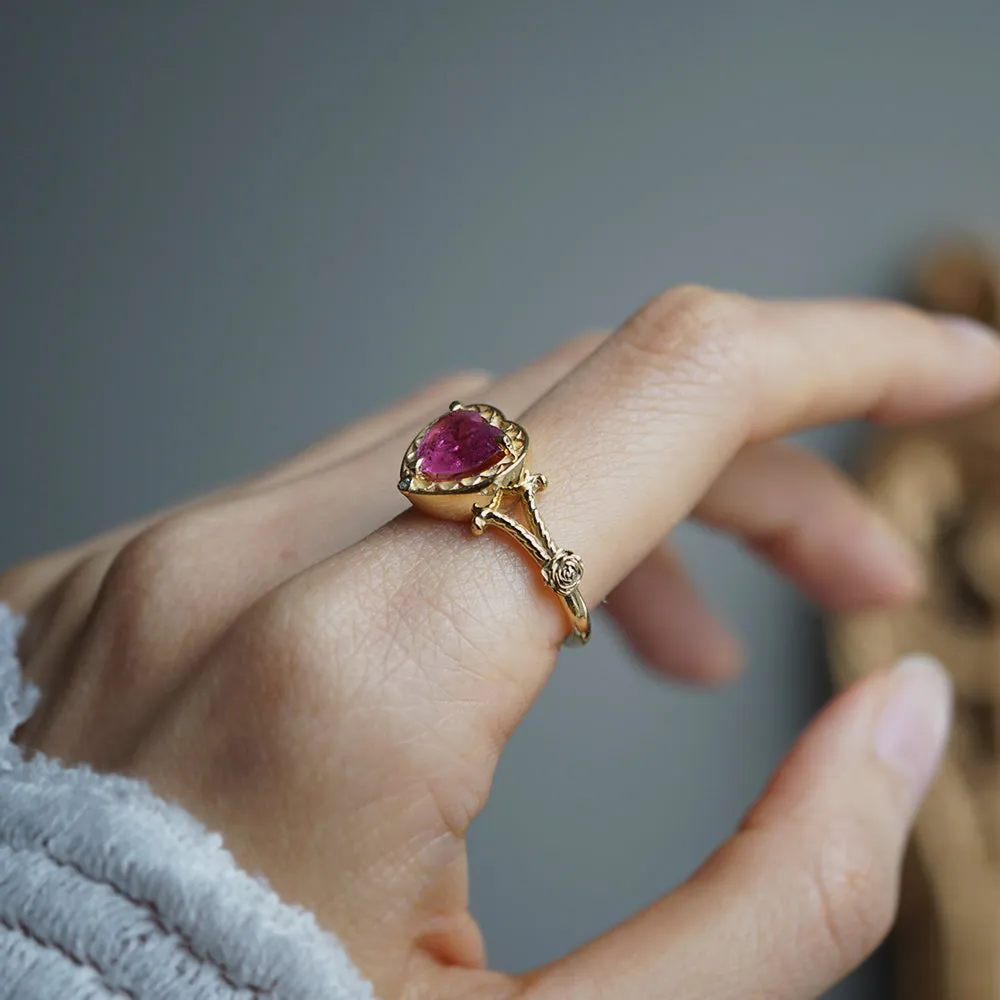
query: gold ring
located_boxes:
[398,401,590,646]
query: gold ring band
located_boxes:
[398,401,590,646]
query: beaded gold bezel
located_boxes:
[397,401,528,497]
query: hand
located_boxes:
[4,287,994,1000]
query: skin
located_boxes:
[2,285,997,999]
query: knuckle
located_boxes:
[623,284,755,374]
[95,509,226,644]
[0,550,76,609]
[49,551,115,627]
[431,369,493,400]
[0,559,43,607]
[242,538,424,701]
[8,551,113,664]
[220,584,377,784]
[237,584,335,696]
[240,542,528,836]
[103,520,192,607]
[804,819,897,972]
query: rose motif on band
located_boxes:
[541,549,584,595]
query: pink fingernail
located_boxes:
[874,654,952,806]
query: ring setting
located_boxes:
[398,402,590,645]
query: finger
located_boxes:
[60,336,607,657]
[696,441,924,611]
[344,290,999,672]
[253,370,493,488]
[237,331,607,566]
[286,288,995,778]
[17,338,609,744]
[5,336,608,617]
[604,542,741,684]
[541,294,990,598]
[257,331,603,495]
[524,655,952,1000]
[538,292,1000,602]
[608,441,924,685]
[0,370,493,609]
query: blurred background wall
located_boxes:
[3,3,1000,996]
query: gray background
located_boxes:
[3,3,1000,996]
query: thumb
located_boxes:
[524,655,952,1000]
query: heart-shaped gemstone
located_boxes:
[416,410,505,481]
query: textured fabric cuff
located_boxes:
[0,602,373,1000]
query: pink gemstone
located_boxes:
[416,409,505,481]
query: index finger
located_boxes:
[324,288,998,694]
[516,287,999,602]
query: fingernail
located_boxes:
[874,654,952,808]
[938,314,999,349]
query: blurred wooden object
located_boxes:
[829,240,1000,999]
